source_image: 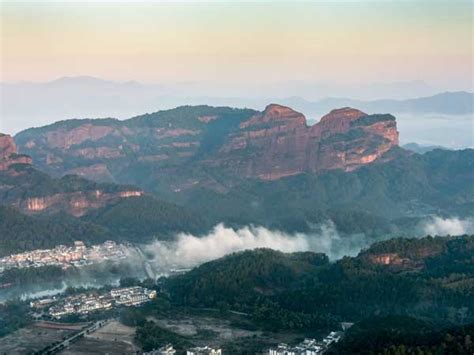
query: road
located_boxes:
[38,319,111,354]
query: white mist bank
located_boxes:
[141,216,474,272]
[169,224,310,264]
[143,224,309,269]
[422,216,474,236]
[141,221,372,271]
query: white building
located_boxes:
[143,344,176,355]
[186,346,222,355]
[110,286,156,306]
[269,339,323,355]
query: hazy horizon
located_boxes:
[1,1,473,89]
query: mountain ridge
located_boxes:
[14,104,400,187]
[5,105,473,234]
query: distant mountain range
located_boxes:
[1,76,472,134]
[402,142,449,154]
[282,91,474,117]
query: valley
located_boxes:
[0,234,472,353]
[2,1,473,353]
[0,103,473,354]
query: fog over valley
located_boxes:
[3,215,473,303]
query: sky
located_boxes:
[0,0,472,90]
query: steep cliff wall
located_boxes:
[0,133,33,171]
[14,104,400,190]
[0,132,143,216]
[211,104,398,179]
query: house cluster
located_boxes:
[0,240,128,272]
[143,345,222,355]
[139,327,348,355]
[186,346,222,355]
[30,286,156,319]
[111,286,157,306]
[269,332,343,355]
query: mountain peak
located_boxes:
[262,104,306,122]
[240,104,306,129]
[263,103,300,116]
[319,107,367,123]
[49,76,114,86]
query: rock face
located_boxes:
[0,133,33,171]
[14,104,399,191]
[0,133,16,158]
[211,105,398,179]
[0,165,144,216]
[14,189,144,217]
[0,132,144,216]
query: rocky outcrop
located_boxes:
[0,163,144,216]
[44,124,117,149]
[15,189,144,217]
[1,131,144,216]
[0,133,32,171]
[369,253,406,265]
[0,133,16,158]
[211,104,399,180]
[14,104,400,190]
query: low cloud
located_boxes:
[422,216,474,236]
[305,220,371,260]
[142,224,310,270]
[142,222,373,272]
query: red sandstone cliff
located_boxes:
[0,132,144,216]
[13,104,400,189]
[211,104,399,180]
[0,133,33,171]
[14,189,143,217]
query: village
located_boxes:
[0,240,129,272]
[30,286,156,319]
[0,283,352,354]
[267,331,344,355]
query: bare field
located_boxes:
[62,320,139,355]
[151,314,262,341]
[148,312,319,350]
[0,323,78,354]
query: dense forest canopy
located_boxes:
[165,235,474,330]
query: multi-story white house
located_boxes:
[186,346,222,355]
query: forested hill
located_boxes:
[0,195,208,256]
[0,206,111,256]
[165,235,474,330]
[166,249,329,308]
[334,316,474,354]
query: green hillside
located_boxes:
[164,235,474,330]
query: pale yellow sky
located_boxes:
[1,1,472,88]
